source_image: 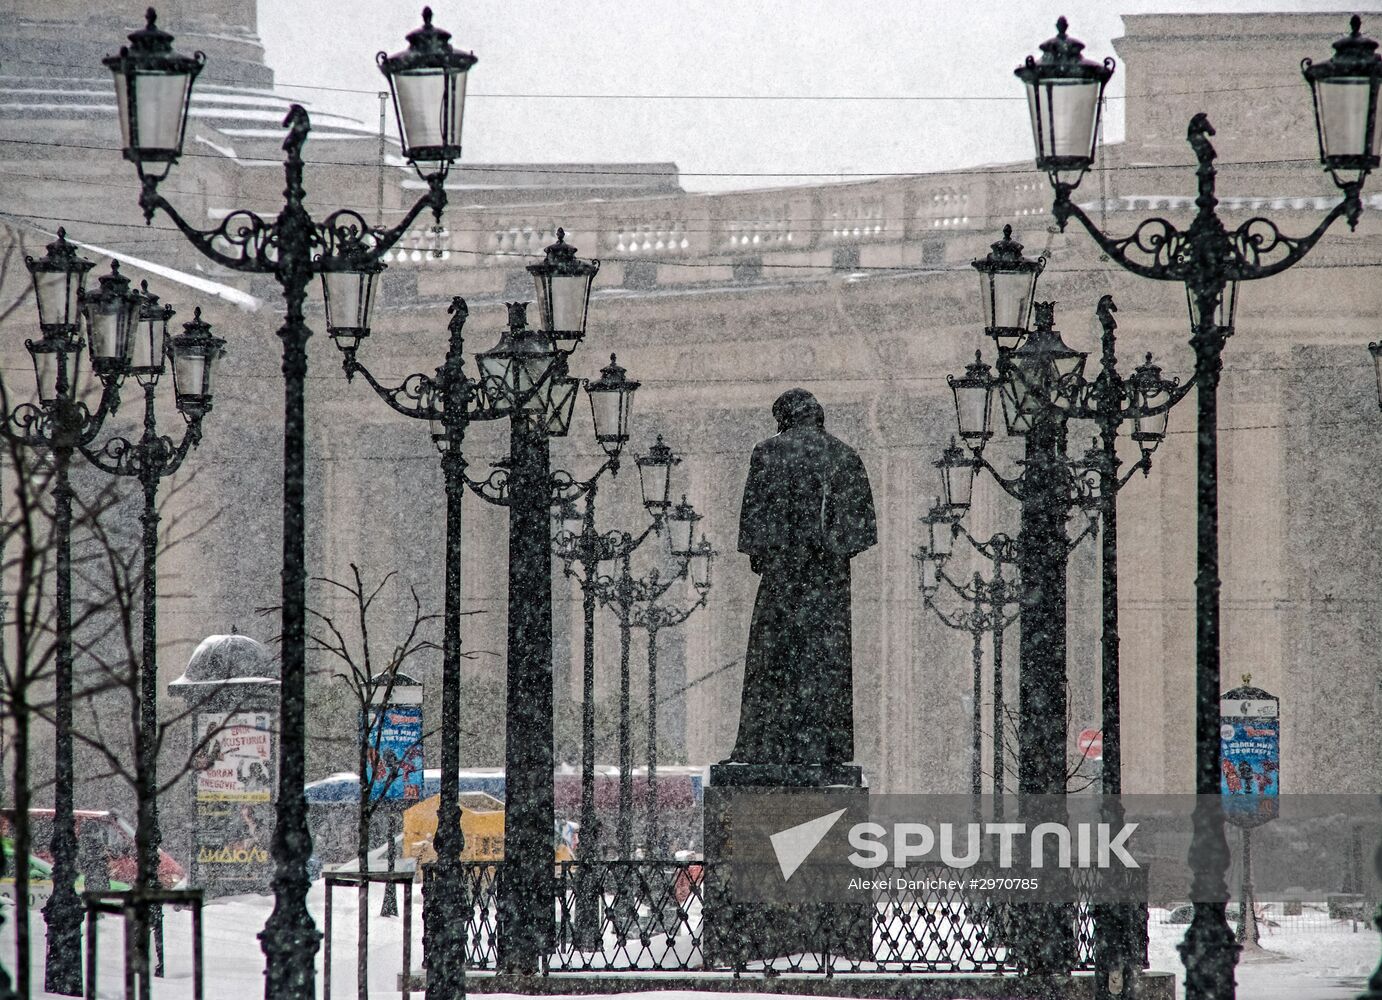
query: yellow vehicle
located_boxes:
[402,792,576,866]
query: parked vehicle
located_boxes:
[0,809,185,891]
[0,837,131,909]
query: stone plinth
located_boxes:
[702,767,871,966]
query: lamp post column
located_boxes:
[968,578,984,798]
[1015,411,1069,800]
[573,491,602,948]
[136,386,164,986]
[259,160,322,997]
[616,554,634,860]
[990,570,1007,816]
[426,442,469,1000]
[644,620,661,855]
[1178,294,1238,1000]
[1012,409,1074,977]
[42,442,81,998]
[500,418,555,972]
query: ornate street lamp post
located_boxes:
[6,233,119,996]
[552,431,675,946]
[915,526,1019,800]
[632,531,714,855]
[80,282,223,993]
[1366,352,1382,1000]
[104,9,476,997]
[591,493,704,860]
[1016,18,1381,999]
[952,232,1187,975]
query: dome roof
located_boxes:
[170,633,279,692]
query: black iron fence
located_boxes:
[451,860,1149,974]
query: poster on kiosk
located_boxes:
[1219,675,1280,828]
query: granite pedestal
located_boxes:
[702,762,872,966]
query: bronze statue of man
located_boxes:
[728,388,877,768]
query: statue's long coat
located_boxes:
[731,399,877,765]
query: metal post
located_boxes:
[969,579,983,798]
[43,443,82,997]
[425,443,468,1000]
[991,571,1007,822]
[499,419,554,972]
[617,553,633,860]
[1236,827,1259,946]
[136,385,164,988]
[573,490,601,949]
[1015,412,1069,799]
[1177,292,1238,1000]
[1091,300,1135,1000]
[1013,408,1073,976]
[382,809,399,917]
[645,623,660,855]
[259,117,323,1000]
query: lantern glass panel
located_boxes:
[172,351,206,399]
[942,459,974,510]
[927,513,953,557]
[982,269,1038,332]
[588,384,627,443]
[999,377,1035,435]
[538,273,594,337]
[920,553,939,592]
[34,345,76,403]
[128,71,194,154]
[322,269,377,348]
[394,70,465,162]
[1318,78,1380,164]
[690,542,713,590]
[639,462,672,513]
[953,382,991,441]
[85,297,132,369]
[33,270,83,331]
[1026,78,1102,172]
[669,507,698,556]
[1185,282,1238,332]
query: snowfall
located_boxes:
[1,882,1376,1000]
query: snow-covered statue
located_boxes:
[728,388,877,768]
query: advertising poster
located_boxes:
[193,712,274,803]
[363,703,425,801]
[1220,698,1280,828]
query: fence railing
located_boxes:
[323,870,415,1000]
[82,887,204,1000]
[452,859,1150,975]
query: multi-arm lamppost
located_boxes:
[80,279,223,993]
[630,531,714,855]
[552,431,679,945]
[103,9,475,997]
[915,518,1019,798]
[335,228,635,989]
[11,234,113,996]
[8,238,219,996]
[948,224,1185,974]
[577,489,705,861]
[1014,17,1381,999]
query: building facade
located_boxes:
[0,8,1377,864]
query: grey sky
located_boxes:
[259,1,1382,192]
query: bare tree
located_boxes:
[11,462,241,999]
[262,563,478,999]
[0,249,138,996]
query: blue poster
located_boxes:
[1220,716,1279,827]
[362,703,425,801]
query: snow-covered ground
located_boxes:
[0,886,1375,999]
